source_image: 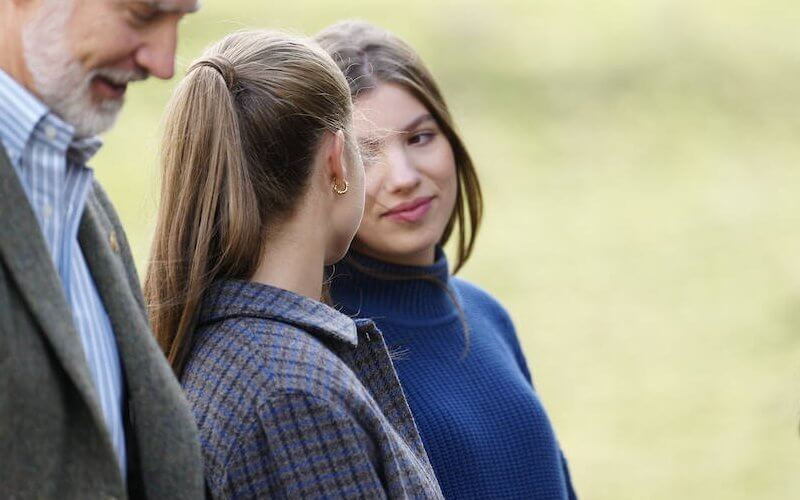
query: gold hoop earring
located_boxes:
[332,179,348,195]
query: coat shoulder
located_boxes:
[183,315,369,415]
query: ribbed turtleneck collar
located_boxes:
[330,247,459,325]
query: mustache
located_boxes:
[92,67,149,85]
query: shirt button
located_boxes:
[42,203,53,218]
[44,125,57,140]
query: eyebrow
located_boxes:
[129,0,201,14]
[358,135,385,148]
[401,113,436,132]
[356,113,437,147]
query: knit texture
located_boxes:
[181,279,443,499]
[330,249,577,500]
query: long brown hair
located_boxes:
[144,30,356,375]
[316,20,483,274]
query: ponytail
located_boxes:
[144,30,356,375]
[145,58,263,375]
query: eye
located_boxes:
[127,2,160,24]
[408,130,435,146]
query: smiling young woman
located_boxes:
[318,21,578,500]
[350,82,460,267]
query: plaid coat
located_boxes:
[181,279,443,499]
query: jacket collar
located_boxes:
[199,279,359,347]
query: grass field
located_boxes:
[92,1,800,498]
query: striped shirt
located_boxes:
[0,69,126,475]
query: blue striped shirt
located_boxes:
[0,69,126,476]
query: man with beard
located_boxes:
[0,1,204,498]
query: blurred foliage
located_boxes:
[93,1,800,498]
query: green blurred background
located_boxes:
[94,1,800,498]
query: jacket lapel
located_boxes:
[78,188,204,487]
[0,146,104,425]
[76,191,154,391]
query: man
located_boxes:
[0,1,204,498]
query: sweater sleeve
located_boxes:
[453,278,537,387]
[501,315,580,498]
[496,306,580,498]
[561,450,579,499]
[494,304,537,388]
[214,391,389,499]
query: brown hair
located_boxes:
[315,20,483,274]
[144,30,356,375]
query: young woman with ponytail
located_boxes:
[144,30,442,499]
[317,21,577,499]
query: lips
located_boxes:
[382,196,434,223]
[91,76,128,100]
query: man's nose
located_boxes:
[133,21,179,80]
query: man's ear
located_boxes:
[8,0,42,12]
[2,0,48,33]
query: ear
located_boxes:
[0,0,42,78]
[323,129,347,188]
[7,0,42,12]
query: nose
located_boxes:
[133,20,179,80]
[384,146,422,193]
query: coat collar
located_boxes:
[200,279,359,347]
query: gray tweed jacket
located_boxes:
[0,146,205,499]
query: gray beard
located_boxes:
[21,2,128,138]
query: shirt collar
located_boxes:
[0,68,102,166]
[199,279,359,347]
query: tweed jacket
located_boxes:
[181,279,443,499]
[0,146,205,499]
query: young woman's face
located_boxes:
[352,82,458,266]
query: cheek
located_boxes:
[362,167,384,211]
[430,145,459,207]
[69,12,137,67]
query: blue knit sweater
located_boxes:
[330,249,577,499]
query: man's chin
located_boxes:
[65,105,122,138]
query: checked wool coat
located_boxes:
[181,279,444,499]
